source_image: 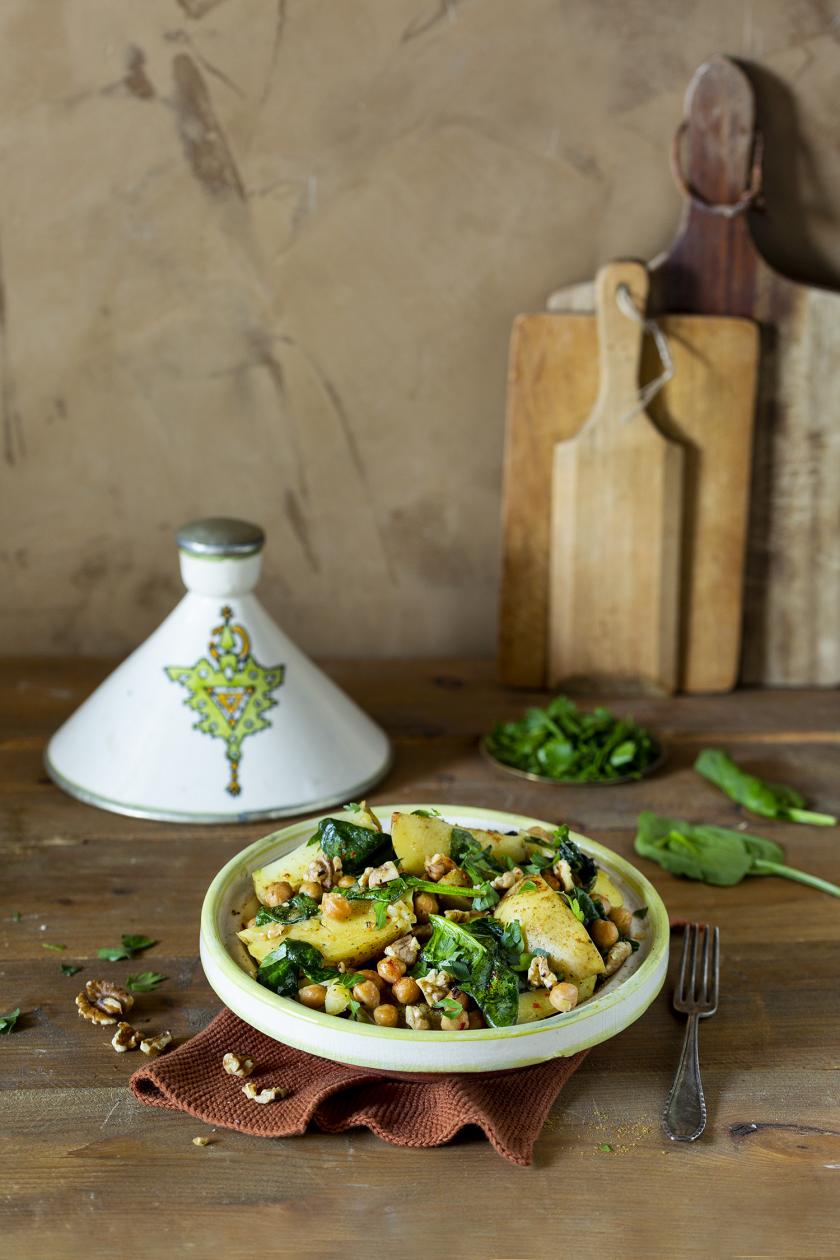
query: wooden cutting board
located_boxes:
[547,262,684,693]
[546,55,840,688]
[499,286,758,691]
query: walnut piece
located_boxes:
[192,1136,211,1146]
[405,1003,432,1031]
[424,852,455,882]
[305,850,341,890]
[241,1082,288,1103]
[384,934,420,967]
[552,858,575,892]
[140,1030,173,1057]
[417,969,452,1005]
[75,979,134,1026]
[111,1021,141,1053]
[527,955,558,990]
[367,860,400,888]
[443,909,482,924]
[491,867,523,891]
[223,1051,255,1078]
[603,939,633,977]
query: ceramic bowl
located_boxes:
[200,803,669,1074]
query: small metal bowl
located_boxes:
[480,734,666,787]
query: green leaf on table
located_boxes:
[635,811,840,899]
[0,1008,20,1035]
[42,942,67,952]
[598,1143,613,1153]
[98,934,158,962]
[695,748,836,827]
[126,971,167,993]
[11,911,21,923]
[60,963,82,976]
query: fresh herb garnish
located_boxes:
[486,695,659,783]
[561,887,606,927]
[126,971,167,993]
[42,942,67,952]
[635,811,840,898]
[255,893,320,927]
[0,1008,21,1035]
[97,934,158,962]
[342,802,363,812]
[598,1143,613,1153]
[411,807,441,817]
[518,880,538,894]
[695,749,836,827]
[11,911,21,923]
[434,996,466,1020]
[60,963,83,976]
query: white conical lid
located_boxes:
[46,519,391,822]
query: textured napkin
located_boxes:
[130,1008,587,1165]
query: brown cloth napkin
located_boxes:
[130,1008,587,1165]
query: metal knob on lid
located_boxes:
[176,518,265,558]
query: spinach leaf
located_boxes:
[257,940,341,996]
[411,807,441,817]
[255,893,320,927]
[695,749,836,827]
[552,829,598,889]
[420,916,519,1027]
[314,818,391,872]
[0,1008,20,1035]
[635,811,840,898]
[562,888,607,926]
[486,695,659,783]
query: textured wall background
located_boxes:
[3,0,840,657]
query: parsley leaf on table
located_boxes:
[126,972,167,993]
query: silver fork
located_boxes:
[663,923,720,1142]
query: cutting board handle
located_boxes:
[594,259,650,425]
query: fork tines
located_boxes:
[675,923,719,1016]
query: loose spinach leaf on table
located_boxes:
[419,915,520,1027]
[0,1007,20,1035]
[308,818,392,872]
[486,695,659,783]
[695,748,836,827]
[635,811,840,898]
[255,893,321,927]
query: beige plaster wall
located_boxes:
[3,0,840,658]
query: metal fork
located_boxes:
[663,923,720,1142]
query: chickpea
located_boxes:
[357,968,386,992]
[299,880,324,902]
[443,866,470,888]
[609,906,634,937]
[440,1010,470,1031]
[352,980,381,1009]
[413,892,439,923]
[591,918,620,950]
[392,976,422,1005]
[321,892,351,921]
[263,880,293,908]
[298,983,327,1009]
[468,1010,485,1029]
[373,1003,399,1028]
[337,875,356,889]
[377,956,406,985]
[596,896,612,917]
[549,982,579,1014]
[450,989,470,1011]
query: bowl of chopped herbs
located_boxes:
[482,696,663,786]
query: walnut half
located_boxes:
[75,980,134,1026]
[223,1052,255,1078]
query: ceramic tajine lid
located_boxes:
[45,518,392,823]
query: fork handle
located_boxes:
[663,1013,707,1142]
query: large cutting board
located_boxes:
[547,55,840,687]
[499,293,758,691]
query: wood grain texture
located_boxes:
[500,305,758,692]
[548,262,684,693]
[2,658,840,1257]
[547,55,840,687]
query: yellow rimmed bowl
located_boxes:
[200,804,669,1074]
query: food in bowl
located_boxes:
[236,803,647,1031]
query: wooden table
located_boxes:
[2,659,839,1257]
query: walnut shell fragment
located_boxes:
[75,979,134,1026]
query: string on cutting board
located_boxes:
[615,283,674,424]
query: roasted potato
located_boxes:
[391,812,529,875]
[494,875,605,985]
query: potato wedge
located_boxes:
[494,876,605,984]
[591,869,623,908]
[516,990,555,1023]
[238,895,415,969]
[391,812,529,875]
[252,808,380,903]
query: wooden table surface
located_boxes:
[2,659,839,1258]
